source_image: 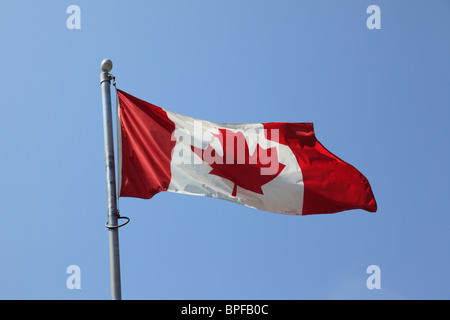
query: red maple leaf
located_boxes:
[191,128,286,197]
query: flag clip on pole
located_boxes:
[100,58,122,300]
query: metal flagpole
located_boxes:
[100,59,122,300]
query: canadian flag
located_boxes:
[117,89,377,215]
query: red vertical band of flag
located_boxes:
[118,89,175,198]
[264,123,377,214]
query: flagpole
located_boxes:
[100,59,122,300]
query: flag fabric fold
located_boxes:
[117,89,377,215]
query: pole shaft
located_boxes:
[100,70,122,300]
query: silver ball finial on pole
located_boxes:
[101,59,113,72]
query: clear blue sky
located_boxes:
[0,0,448,299]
